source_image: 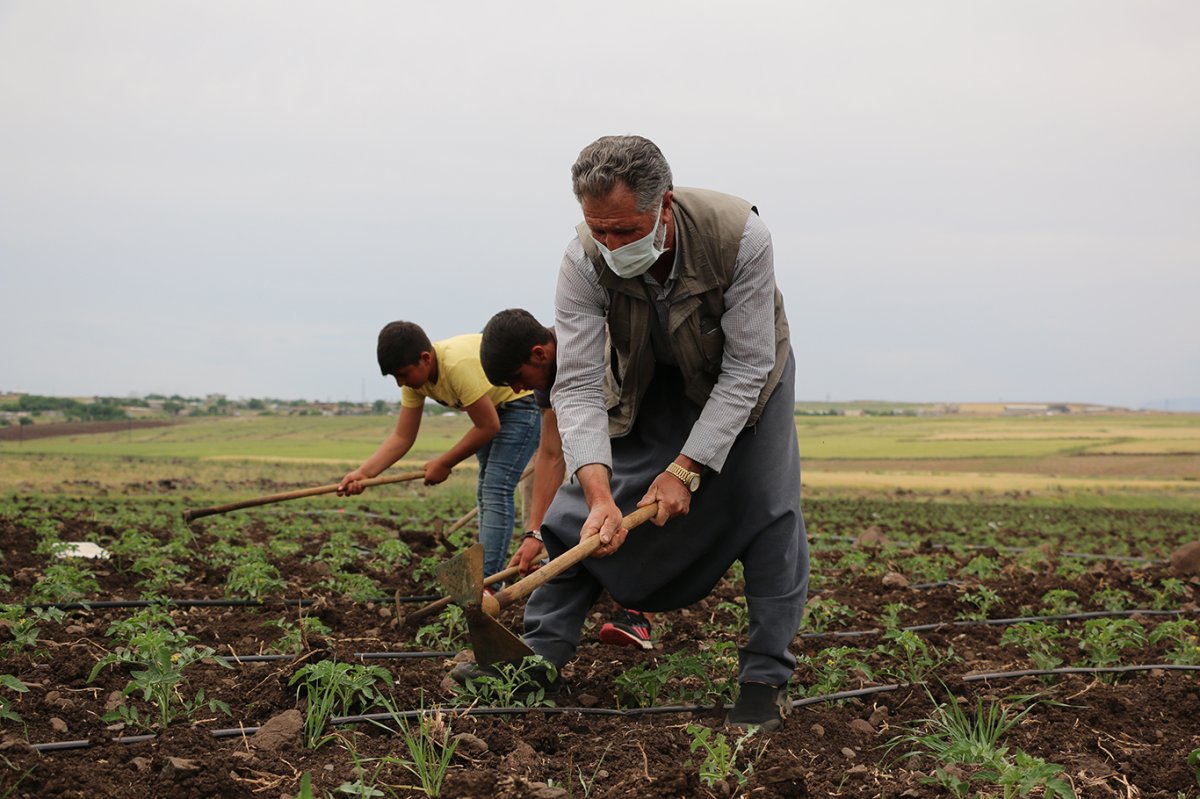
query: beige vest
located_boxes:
[576,187,791,437]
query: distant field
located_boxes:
[1,412,1197,507]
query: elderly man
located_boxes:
[466,135,809,730]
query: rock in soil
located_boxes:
[160,757,201,779]
[501,741,541,774]
[848,718,876,735]
[453,732,489,754]
[250,709,303,751]
[1170,541,1200,575]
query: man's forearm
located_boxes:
[527,448,565,531]
[575,462,613,509]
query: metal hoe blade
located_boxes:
[464,606,535,666]
[435,543,485,606]
[435,543,534,666]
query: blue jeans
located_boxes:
[476,396,540,577]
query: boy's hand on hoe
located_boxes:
[422,459,452,486]
[337,470,370,496]
[508,538,546,576]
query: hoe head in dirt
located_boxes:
[435,543,533,665]
[435,503,658,667]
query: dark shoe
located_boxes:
[449,657,558,697]
[598,609,654,650]
[725,682,790,732]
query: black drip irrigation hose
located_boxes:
[964,664,1200,681]
[220,650,456,665]
[29,665,1197,754]
[801,607,1200,640]
[23,594,442,612]
[815,534,1161,564]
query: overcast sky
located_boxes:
[2,2,1197,408]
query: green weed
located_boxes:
[290,660,394,748]
[686,723,765,789]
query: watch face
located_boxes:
[688,475,700,492]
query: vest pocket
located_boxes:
[698,317,724,370]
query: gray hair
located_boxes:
[571,135,673,212]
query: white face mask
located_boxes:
[594,206,668,279]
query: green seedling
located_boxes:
[898,552,957,584]
[880,602,915,630]
[266,615,334,655]
[705,598,749,633]
[90,625,232,729]
[362,699,459,798]
[290,660,394,748]
[1075,617,1147,678]
[1136,577,1189,610]
[555,742,613,798]
[1015,547,1050,571]
[412,556,444,590]
[28,561,99,604]
[1189,747,1200,789]
[976,749,1077,798]
[885,688,1067,799]
[999,622,1069,673]
[311,530,364,571]
[1149,619,1200,666]
[225,555,287,600]
[0,605,65,658]
[331,734,388,798]
[1054,560,1089,581]
[874,628,957,683]
[1040,589,1082,616]
[686,723,765,789]
[614,644,737,708]
[1090,587,1134,612]
[104,605,176,640]
[134,559,190,595]
[959,554,1002,580]
[0,675,28,725]
[414,605,467,650]
[319,571,381,602]
[957,586,1003,621]
[797,646,875,697]
[804,597,854,633]
[372,538,413,569]
[453,656,557,709]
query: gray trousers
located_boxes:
[525,351,808,686]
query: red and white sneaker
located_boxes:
[598,609,653,650]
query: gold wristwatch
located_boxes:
[665,462,701,492]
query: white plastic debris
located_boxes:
[56,541,111,560]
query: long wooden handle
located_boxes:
[494,502,659,610]
[182,471,426,521]
[403,565,522,624]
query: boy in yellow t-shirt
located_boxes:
[339,321,540,577]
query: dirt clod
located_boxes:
[250,709,303,751]
[1170,540,1200,575]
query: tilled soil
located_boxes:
[1,500,1199,798]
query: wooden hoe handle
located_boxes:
[493,502,659,611]
[182,471,426,521]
